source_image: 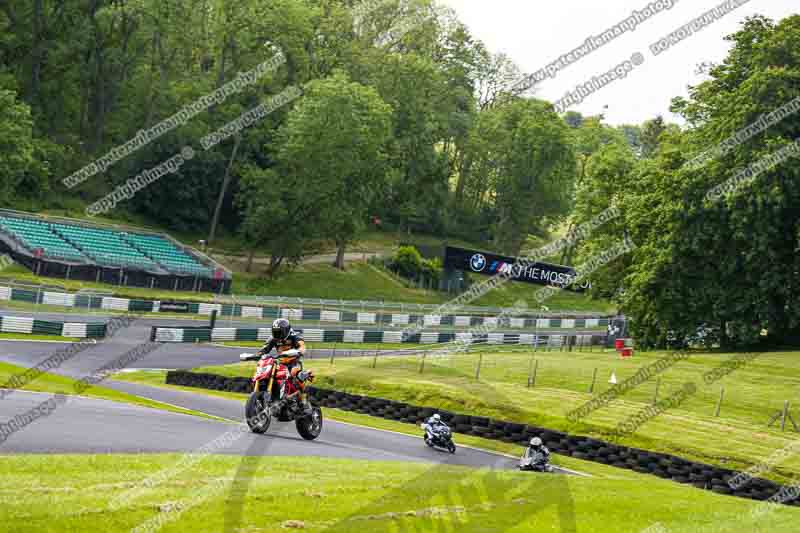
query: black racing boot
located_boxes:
[299,392,314,416]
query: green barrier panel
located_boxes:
[86,324,107,338]
[237,329,259,342]
[550,318,562,328]
[32,320,63,335]
[221,304,235,317]
[322,330,344,343]
[304,309,321,321]
[440,315,454,326]
[341,311,357,322]
[12,288,37,303]
[183,328,212,343]
[363,331,383,343]
[70,295,103,309]
[438,332,455,343]
[575,318,586,328]
[187,303,201,314]
[129,299,155,312]
[598,318,609,327]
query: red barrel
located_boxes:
[614,339,625,350]
[621,347,633,358]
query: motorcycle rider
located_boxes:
[240,318,313,414]
[526,437,550,464]
[424,413,450,437]
[426,413,447,428]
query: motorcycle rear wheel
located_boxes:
[296,406,323,440]
[245,391,271,434]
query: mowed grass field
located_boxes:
[1,453,798,532]
[186,347,800,485]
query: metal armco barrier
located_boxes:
[0,283,613,330]
[0,315,106,338]
[150,326,604,346]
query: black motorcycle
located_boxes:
[421,422,456,453]
[519,449,553,472]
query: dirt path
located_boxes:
[213,251,384,268]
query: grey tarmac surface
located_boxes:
[0,309,578,474]
[0,390,517,469]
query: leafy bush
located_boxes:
[420,257,442,284]
[389,246,442,286]
[392,246,424,279]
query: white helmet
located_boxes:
[433,414,441,421]
[530,437,542,447]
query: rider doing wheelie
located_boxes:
[241,318,312,414]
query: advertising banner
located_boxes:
[443,246,591,292]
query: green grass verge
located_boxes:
[0,333,77,342]
[182,348,800,485]
[0,361,218,421]
[1,453,797,532]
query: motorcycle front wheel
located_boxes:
[245,391,271,434]
[447,441,456,454]
[296,406,323,440]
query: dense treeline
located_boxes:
[0,0,577,264]
[575,16,800,349]
[0,2,798,348]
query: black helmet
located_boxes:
[272,318,291,340]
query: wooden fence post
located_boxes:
[714,386,724,417]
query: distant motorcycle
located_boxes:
[241,350,322,440]
[421,423,456,453]
[519,449,553,472]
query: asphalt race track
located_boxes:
[0,390,516,468]
[0,314,577,474]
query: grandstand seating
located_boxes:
[0,213,213,277]
[124,232,212,277]
[52,223,158,271]
[0,216,84,261]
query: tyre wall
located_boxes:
[165,370,795,505]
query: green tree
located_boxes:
[469,98,575,256]
[239,71,392,274]
[639,115,667,158]
[0,89,40,205]
[622,15,800,348]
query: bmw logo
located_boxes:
[470,253,487,272]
